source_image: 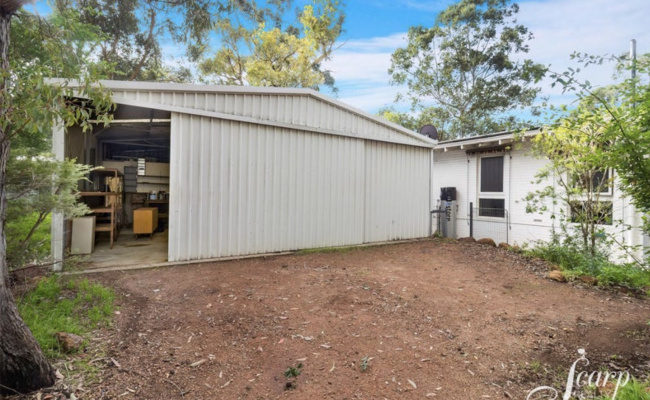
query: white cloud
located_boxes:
[401,0,454,12]
[338,33,409,53]
[328,0,650,114]
[517,0,650,109]
[324,33,410,111]
[335,85,403,112]
[364,0,453,12]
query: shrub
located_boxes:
[529,241,650,293]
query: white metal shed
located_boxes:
[52,81,436,267]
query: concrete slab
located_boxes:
[75,228,168,270]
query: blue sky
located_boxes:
[26,0,650,117]
[324,0,650,115]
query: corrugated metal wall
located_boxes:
[169,113,431,261]
[364,142,431,242]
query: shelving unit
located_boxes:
[79,168,124,249]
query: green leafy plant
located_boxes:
[283,362,303,390]
[596,378,650,400]
[17,276,115,358]
[284,363,303,379]
[360,356,372,372]
[528,237,650,294]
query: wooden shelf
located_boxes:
[94,223,114,232]
[80,172,123,249]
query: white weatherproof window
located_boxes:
[478,155,505,217]
[569,168,614,225]
[573,168,613,195]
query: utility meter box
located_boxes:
[440,187,457,238]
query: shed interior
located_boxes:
[66,104,172,268]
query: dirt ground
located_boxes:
[14,239,650,399]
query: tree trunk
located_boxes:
[0,9,56,396]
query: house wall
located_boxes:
[168,113,431,261]
[433,141,645,262]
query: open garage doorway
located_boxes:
[67,104,171,269]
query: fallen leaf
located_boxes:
[190,359,206,367]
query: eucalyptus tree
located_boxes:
[1,2,113,394]
[53,0,218,81]
[199,0,344,90]
[389,0,546,138]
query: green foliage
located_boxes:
[594,264,650,290]
[53,0,217,81]
[526,123,618,256]
[389,0,545,139]
[199,0,344,90]
[284,362,303,378]
[529,238,650,293]
[528,52,650,268]
[6,213,51,270]
[5,9,114,270]
[545,53,650,235]
[295,245,358,255]
[6,156,95,270]
[7,9,114,148]
[17,276,115,358]
[596,379,650,400]
[360,356,371,372]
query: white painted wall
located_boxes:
[433,140,645,262]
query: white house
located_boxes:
[432,130,647,262]
[51,80,436,270]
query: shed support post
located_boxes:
[51,120,65,272]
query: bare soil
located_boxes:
[11,239,650,399]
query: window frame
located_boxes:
[571,168,613,196]
[568,200,613,226]
[477,154,506,219]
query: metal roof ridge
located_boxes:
[46,78,436,146]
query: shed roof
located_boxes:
[434,129,541,152]
[55,79,436,148]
